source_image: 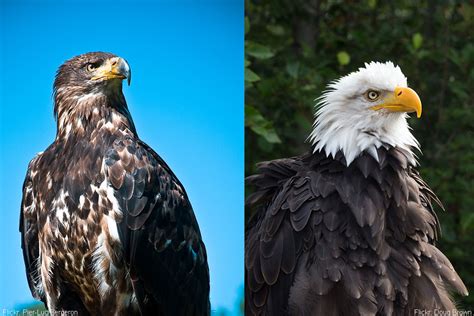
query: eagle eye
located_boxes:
[365,90,380,101]
[86,63,99,72]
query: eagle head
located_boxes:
[309,61,422,165]
[53,52,133,135]
[54,51,131,95]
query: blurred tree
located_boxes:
[245,0,474,309]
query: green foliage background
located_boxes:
[245,0,474,309]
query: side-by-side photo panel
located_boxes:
[0,1,243,315]
[245,1,472,315]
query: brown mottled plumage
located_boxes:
[20,52,210,315]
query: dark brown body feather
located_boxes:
[246,147,468,315]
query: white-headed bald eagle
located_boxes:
[245,62,468,315]
[20,52,210,315]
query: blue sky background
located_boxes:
[0,0,243,314]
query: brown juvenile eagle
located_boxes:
[20,52,210,315]
[245,62,468,315]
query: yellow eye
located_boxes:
[366,90,380,101]
[86,64,97,72]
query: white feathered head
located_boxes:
[309,61,422,165]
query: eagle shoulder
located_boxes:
[20,154,46,304]
[104,134,210,315]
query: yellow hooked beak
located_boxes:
[91,57,131,85]
[371,87,422,118]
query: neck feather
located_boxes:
[309,105,419,166]
[54,89,136,139]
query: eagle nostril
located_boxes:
[111,59,118,67]
[397,91,403,96]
